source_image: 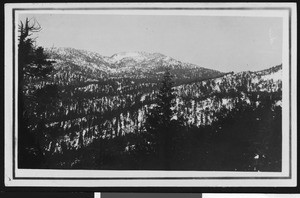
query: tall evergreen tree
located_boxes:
[18,18,58,168]
[145,69,178,169]
[156,69,176,127]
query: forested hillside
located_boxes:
[18,19,282,171]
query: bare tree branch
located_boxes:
[19,17,42,43]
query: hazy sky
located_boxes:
[19,14,283,72]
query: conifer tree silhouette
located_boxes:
[146,69,177,169]
[18,18,58,168]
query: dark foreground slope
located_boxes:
[19,47,282,171]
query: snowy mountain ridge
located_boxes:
[108,51,166,63]
[46,47,213,75]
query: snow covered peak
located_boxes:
[47,47,106,60]
[109,51,166,63]
[46,47,217,76]
[110,52,146,62]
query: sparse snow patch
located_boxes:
[261,70,282,81]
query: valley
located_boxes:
[19,47,282,171]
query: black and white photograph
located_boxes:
[4,3,297,187]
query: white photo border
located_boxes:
[4,3,297,187]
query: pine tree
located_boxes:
[145,69,178,169]
[18,18,54,80]
[18,18,58,168]
[157,69,176,127]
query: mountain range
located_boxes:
[46,47,224,83]
[21,46,283,170]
